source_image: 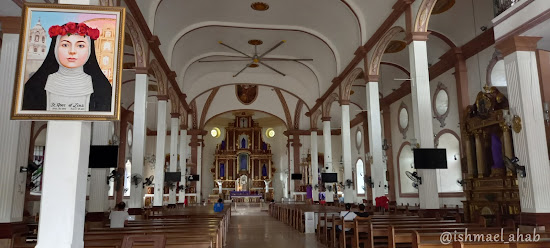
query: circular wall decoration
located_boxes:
[211,127,221,138]
[355,128,362,152]
[398,102,409,139]
[251,2,269,11]
[266,128,275,138]
[235,84,258,105]
[433,82,450,127]
[127,128,133,147]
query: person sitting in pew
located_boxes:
[214,198,224,213]
[355,204,369,217]
[109,202,129,228]
[338,203,357,232]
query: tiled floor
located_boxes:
[226,213,327,247]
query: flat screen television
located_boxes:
[164,172,181,182]
[321,173,338,183]
[187,175,200,181]
[413,148,448,169]
[291,173,302,180]
[89,145,118,168]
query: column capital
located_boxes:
[495,36,542,57]
[0,17,21,34]
[134,67,149,74]
[367,75,380,82]
[170,113,180,118]
[405,32,430,44]
[156,95,169,101]
[321,117,331,122]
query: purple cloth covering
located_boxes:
[220,163,225,177]
[306,185,312,199]
[262,164,267,177]
[491,133,504,168]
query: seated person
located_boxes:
[355,204,370,217]
[109,202,129,228]
[213,198,224,212]
[337,203,357,232]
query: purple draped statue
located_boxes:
[491,133,504,169]
[262,164,267,177]
[220,163,225,177]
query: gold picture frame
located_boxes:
[11,3,125,121]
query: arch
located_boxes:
[149,59,168,96]
[414,0,439,33]
[434,129,462,157]
[428,29,457,48]
[380,62,410,77]
[340,67,364,102]
[356,158,365,195]
[369,26,405,76]
[309,109,321,130]
[396,141,418,198]
[199,87,220,129]
[179,101,188,129]
[322,93,339,118]
[125,14,148,68]
[294,100,304,130]
[168,87,180,114]
[148,0,163,32]
[190,100,198,129]
[275,89,292,128]
[166,21,341,72]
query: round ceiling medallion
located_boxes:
[248,39,263,45]
[249,64,259,68]
[251,2,269,11]
[432,0,455,15]
[385,40,407,54]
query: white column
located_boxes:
[502,42,550,213]
[409,40,439,209]
[341,104,353,203]
[311,130,319,201]
[88,122,110,212]
[37,0,93,247]
[168,116,179,205]
[196,135,203,203]
[322,119,334,202]
[153,100,167,206]
[129,73,148,209]
[178,129,188,203]
[0,33,31,224]
[36,122,91,248]
[366,82,385,199]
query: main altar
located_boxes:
[210,112,275,201]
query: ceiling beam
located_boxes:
[306,0,414,116]
[380,28,495,106]
[124,0,191,113]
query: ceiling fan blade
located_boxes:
[259,40,286,59]
[259,62,286,76]
[218,41,252,58]
[261,58,314,62]
[199,59,252,62]
[233,62,253,77]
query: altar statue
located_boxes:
[239,153,248,171]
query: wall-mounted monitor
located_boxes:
[291,173,302,180]
[164,172,181,182]
[413,148,448,169]
[321,173,338,183]
[89,145,118,168]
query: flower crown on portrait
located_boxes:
[48,22,100,40]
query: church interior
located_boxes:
[2,0,550,247]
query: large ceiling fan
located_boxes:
[198,40,313,77]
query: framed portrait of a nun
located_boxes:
[11,3,125,120]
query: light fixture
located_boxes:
[251,2,269,11]
[410,138,419,150]
[382,138,390,150]
[454,154,457,161]
[211,127,221,138]
[266,128,275,138]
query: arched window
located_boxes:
[35,35,39,42]
[435,133,463,193]
[34,47,37,52]
[356,159,365,194]
[42,36,45,43]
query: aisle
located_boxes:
[226,212,327,248]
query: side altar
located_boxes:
[210,112,275,201]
